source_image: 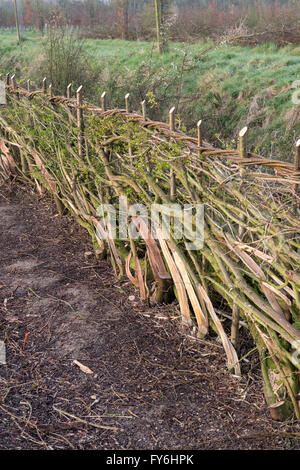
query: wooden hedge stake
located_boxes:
[124,93,132,158]
[141,100,146,120]
[196,118,206,287]
[6,74,10,86]
[101,92,107,112]
[67,83,72,99]
[197,119,205,193]
[76,85,84,159]
[11,74,17,90]
[42,77,47,95]
[238,126,248,158]
[66,84,73,124]
[169,107,176,201]
[238,127,248,180]
[48,84,52,98]
[197,119,203,156]
[125,93,130,113]
[27,79,31,92]
[231,126,245,351]
[169,106,175,133]
[11,74,19,100]
[232,129,245,338]
[294,139,300,192]
[294,139,300,214]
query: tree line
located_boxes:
[1,1,300,43]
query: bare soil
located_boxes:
[0,181,299,450]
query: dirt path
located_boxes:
[0,181,299,450]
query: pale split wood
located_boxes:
[225,236,286,317]
[172,248,208,337]
[229,239,274,263]
[131,217,171,280]
[261,282,292,307]
[125,252,139,288]
[89,216,106,255]
[228,237,296,299]
[0,140,16,173]
[34,179,45,196]
[90,216,122,274]
[125,251,147,300]
[130,217,171,303]
[197,284,241,377]
[156,228,192,328]
[106,221,123,268]
[31,149,57,196]
[73,359,93,375]
[134,254,147,301]
[268,273,295,300]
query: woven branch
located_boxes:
[0,84,299,421]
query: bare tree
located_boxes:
[114,0,129,40]
[154,0,161,52]
[14,0,21,43]
[154,0,170,53]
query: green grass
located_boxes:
[1,29,300,160]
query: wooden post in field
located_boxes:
[66,84,72,124]
[27,79,31,92]
[125,93,132,157]
[141,100,146,120]
[125,93,130,113]
[11,74,17,91]
[238,127,248,235]
[197,119,203,157]
[101,92,107,112]
[294,140,300,191]
[196,118,206,283]
[294,139,300,213]
[42,77,47,95]
[236,126,249,332]
[169,106,176,201]
[197,119,205,193]
[238,126,248,179]
[6,74,10,86]
[238,126,248,158]
[76,85,84,159]
[48,84,52,98]
[169,106,175,133]
[11,74,19,100]
[67,83,72,99]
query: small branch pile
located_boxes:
[0,83,299,421]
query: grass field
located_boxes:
[1,29,300,159]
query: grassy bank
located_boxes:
[1,29,300,159]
